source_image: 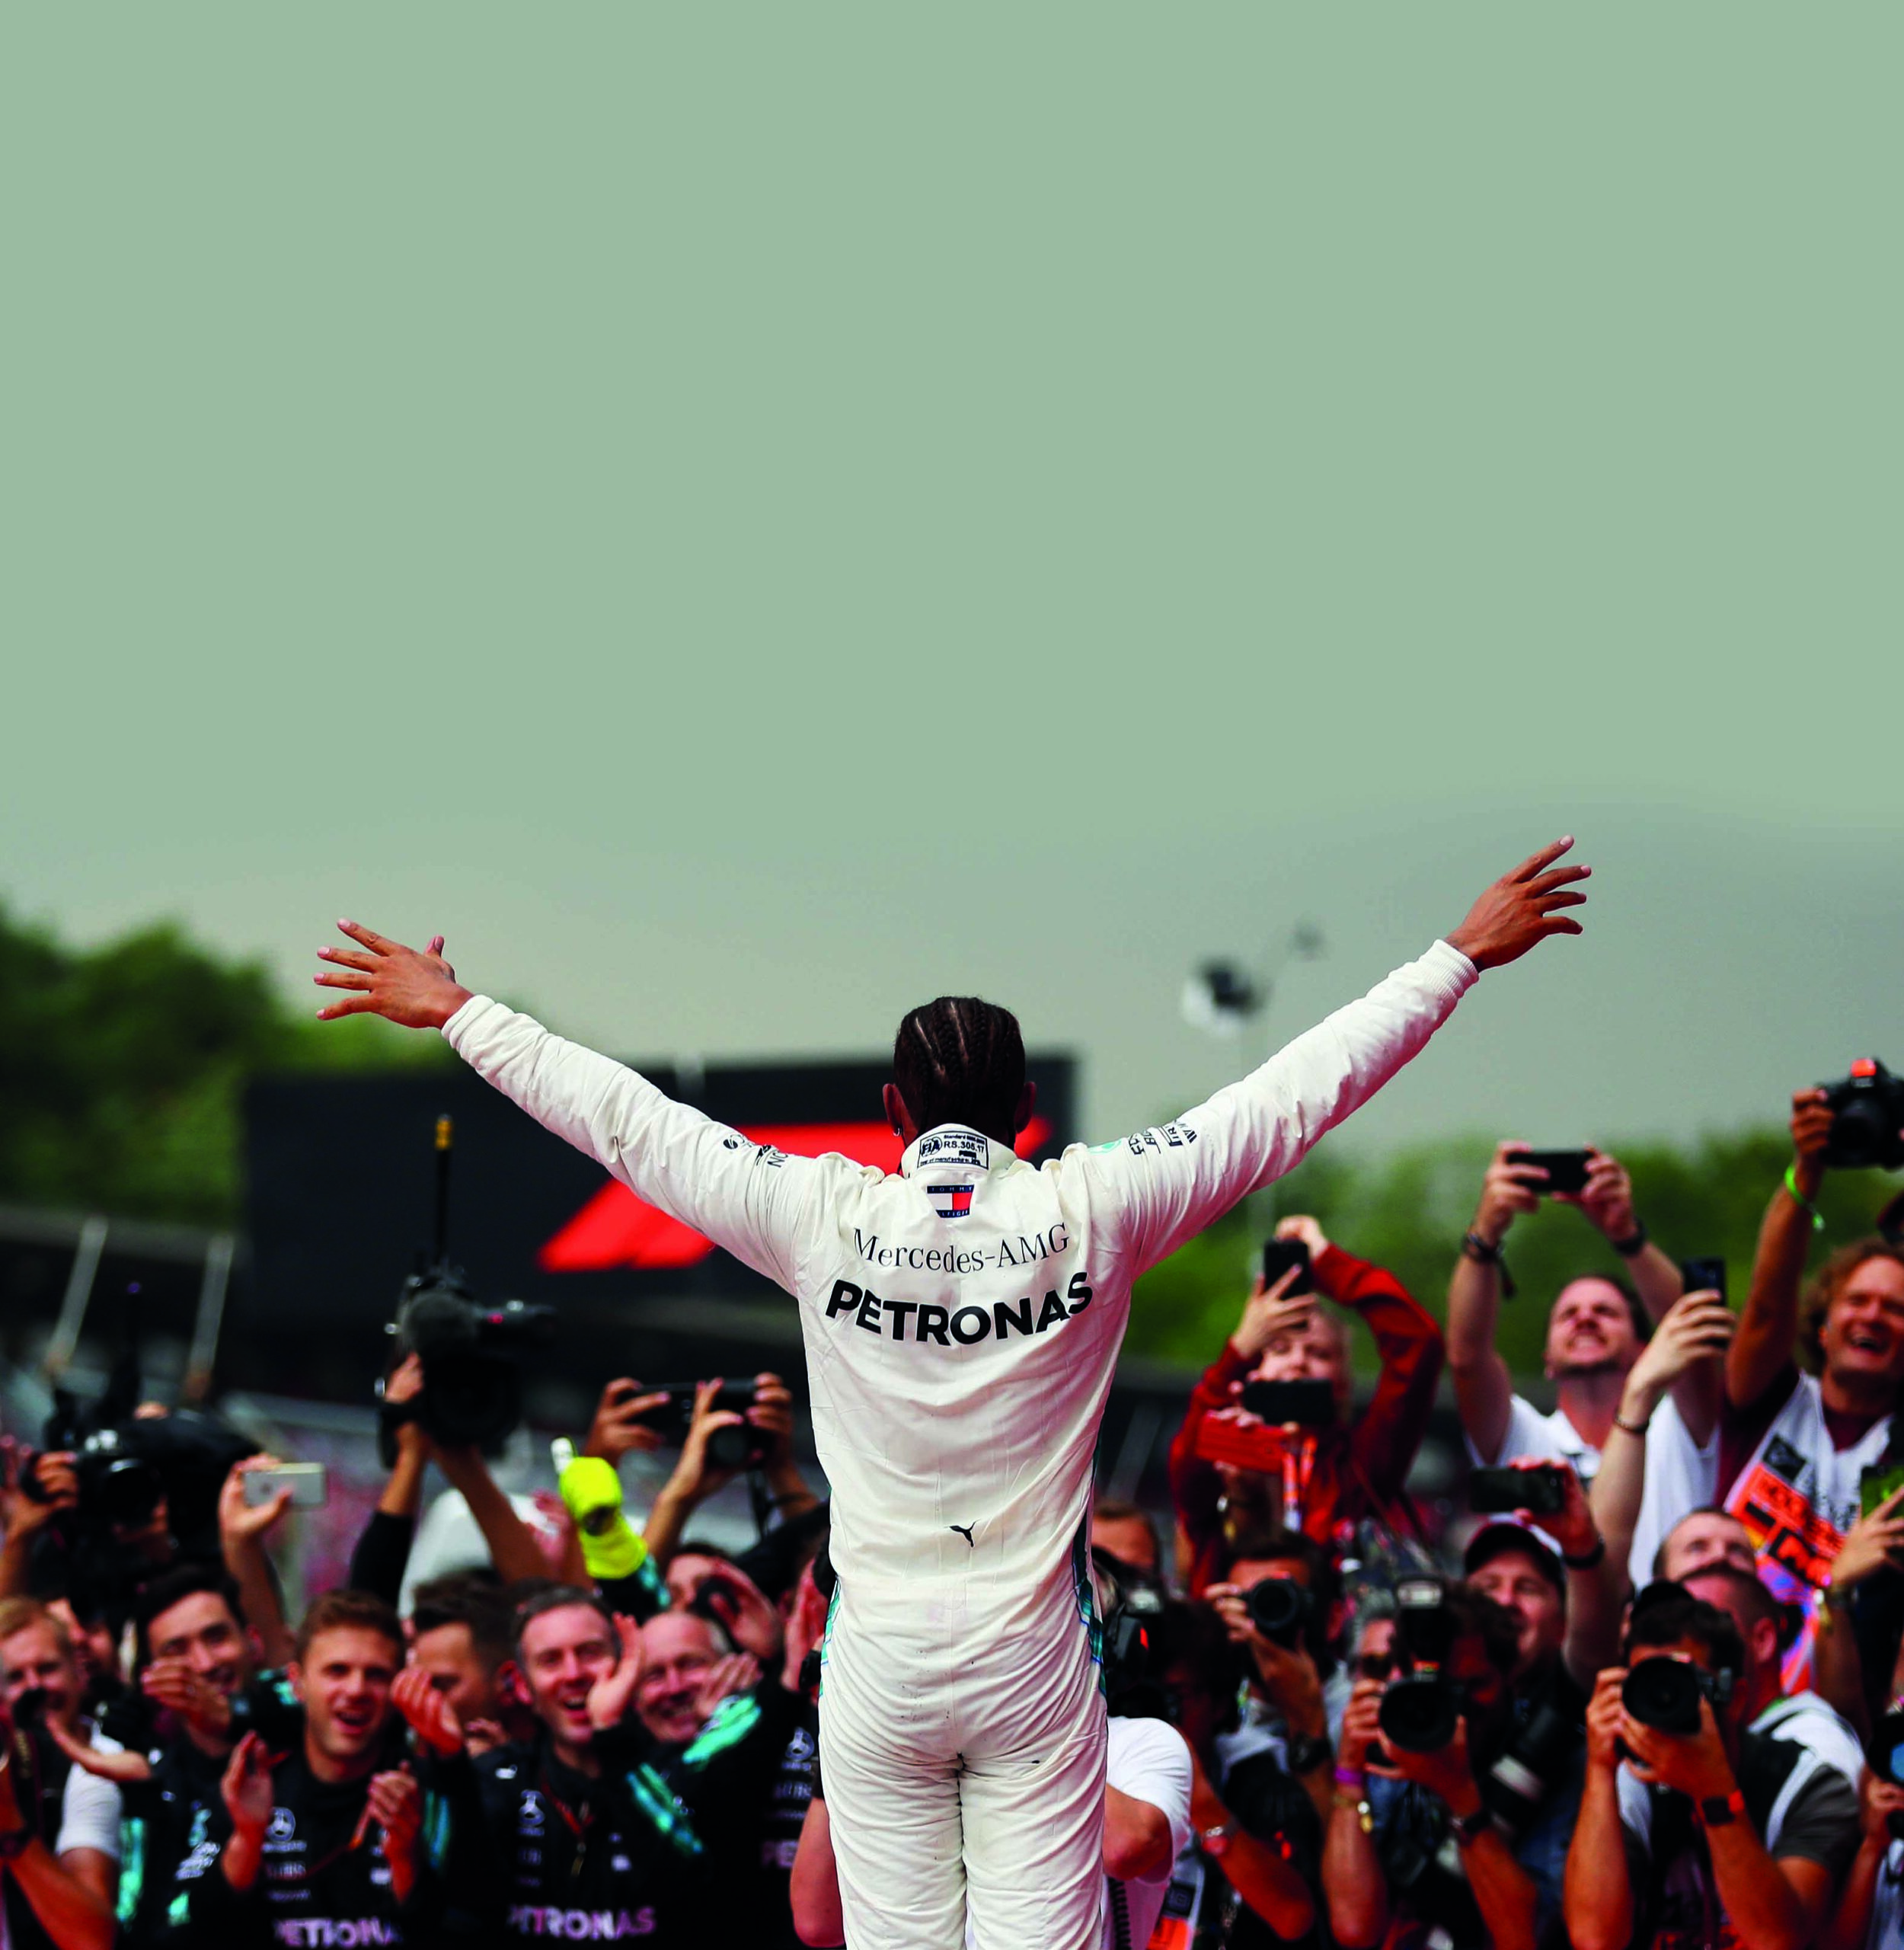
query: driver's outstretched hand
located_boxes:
[315,923,473,1028]
[1447,838,1590,972]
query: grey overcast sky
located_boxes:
[6,8,1899,1160]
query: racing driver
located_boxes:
[312,838,1589,1950]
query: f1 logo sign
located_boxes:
[537,1117,1053,1273]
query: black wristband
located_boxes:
[1561,1536,1606,1571]
[1610,1220,1649,1258]
[1462,1232,1516,1299]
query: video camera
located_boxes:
[1821,1060,1904,1172]
[1094,1549,1168,1720]
[379,1117,555,1462]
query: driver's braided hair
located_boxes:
[892,996,1025,1140]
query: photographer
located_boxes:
[1721,1087,1904,1696]
[1819,1767,1904,1950]
[1325,1581,1557,1950]
[1449,1144,1724,1586]
[1148,1599,1318,1948]
[173,1589,439,1945]
[1205,1525,1344,1818]
[641,1373,816,1574]
[1172,1215,1444,1592]
[0,1602,116,1950]
[1564,1585,1858,1950]
[398,1585,710,1944]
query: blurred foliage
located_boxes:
[0,903,446,1227]
[1127,1130,1900,1383]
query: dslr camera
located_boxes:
[1821,1060,1904,1172]
[1377,1577,1463,1754]
[1620,1654,1734,1736]
[1244,1575,1314,1651]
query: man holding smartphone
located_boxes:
[312,839,1589,1950]
[1446,1144,1730,1585]
[1171,1213,1444,1597]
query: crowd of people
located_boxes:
[3,1082,1903,1950]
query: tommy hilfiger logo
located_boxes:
[930,1184,975,1220]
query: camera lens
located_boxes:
[1377,1673,1460,1753]
[1244,1577,1308,1648]
[707,1424,759,1472]
[1620,1658,1702,1735]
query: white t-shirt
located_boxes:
[1751,1690,1864,1789]
[55,1737,124,1860]
[1471,1392,1715,1589]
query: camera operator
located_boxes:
[0,1602,116,1950]
[1172,1216,1444,1592]
[1722,1088,1904,1696]
[641,1373,816,1574]
[1146,1598,1318,1948]
[169,1591,436,1945]
[1819,1767,1904,1950]
[397,1584,710,1944]
[1450,1145,1729,1578]
[1564,1584,1858,1950]
[1326,1581,1562,1950]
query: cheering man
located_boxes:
[314,839,1589,1950]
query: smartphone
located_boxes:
[1505,1148,1593,1196]
[629,1379,759,1444]
[1469,1464,1567,1517]
[1680,1258,1727,1303]
[1239,1379,1337,1427]
[241,1462,328,1508]
[1192,1416,1290,1474]
[1862,1462,1904,1519]
[1260,1239,1314,1296]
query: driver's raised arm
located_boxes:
[312,920,820,1290]
[1088,840,1589,1278]
[443,997,821,1290]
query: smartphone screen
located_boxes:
[1862,1462,1904,1519]
[1506,1149,1593,1195]
[1679,1258,1727,1303]
[1469,1465,1566,1516]
[1260,1239,1314,1296]
[243,1463,327,1508]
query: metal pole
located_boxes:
[183,1234,237,1404]
[42,1216,108,1378]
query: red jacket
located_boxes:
[1168,1242,1444,1594]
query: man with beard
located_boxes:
[1448,1143,1730,1584]
[171,1590,438,1946]
[1721,1087,1904,1698]
[399,1586,708,1945]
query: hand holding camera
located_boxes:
[1228,1258,1316,1364]
[1471,1143,1551,1249]
[1615,1677,1733,1804]
[581,1379,674,1466]
[1832,1478,1904,1594]
[1206,1578,1326,1733]
[2,1438,78,1533]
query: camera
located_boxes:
[632,1380,771,1472]
[1378,1577,1462,1754]
[380,1116,556,1460]
[1094,1550,1168,1719]
[1469,1466,1567,1517]
[385,1270,556,1457]
[1620,1655,1733,1735]
[1821,1060,1904,1172]
[1244,1575,1312,1651]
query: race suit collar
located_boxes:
[899,1125,1014,1179]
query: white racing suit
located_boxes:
[441,938,1478,1948]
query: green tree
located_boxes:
[1127,1131,1899,1384]
[0,903,445,1226]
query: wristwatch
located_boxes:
[1451,1805,1493,1846]
[1200,1823,1235,1859]
[1284,1731,1333,1777]
[1699,1790,1746,1828]
[1611,1220,1650,1258]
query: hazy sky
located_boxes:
[8,11,1899,1162]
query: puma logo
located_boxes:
[950,1523,976,1548]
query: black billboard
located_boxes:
[239,1052,1075,1401]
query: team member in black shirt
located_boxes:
[399,1586,708,1946]
[173,1590,442,1946]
